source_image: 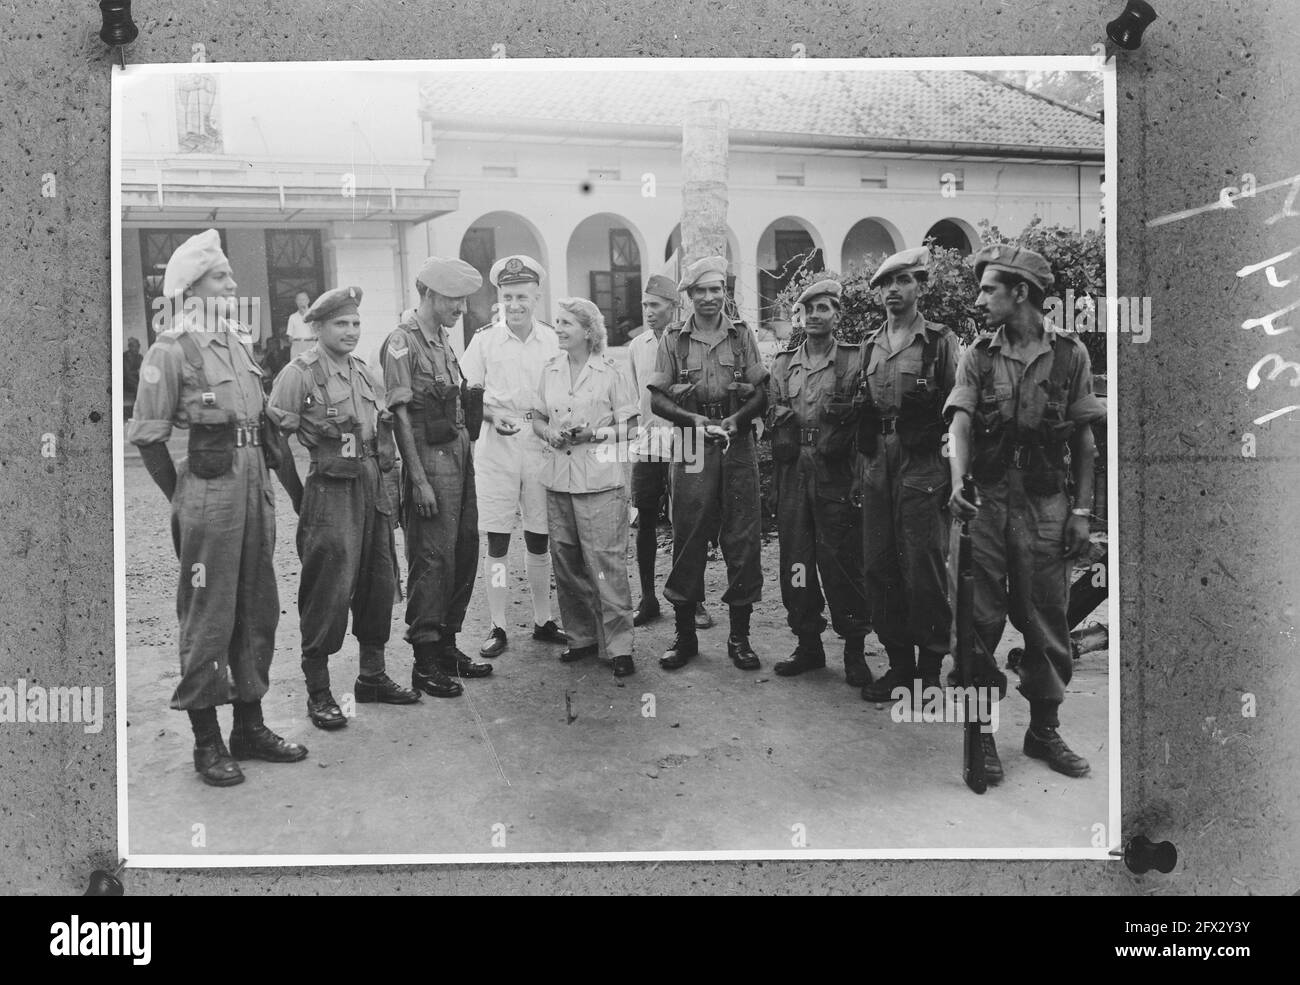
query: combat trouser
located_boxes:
[547,488,634,656]
[403,425,478,644]
[663,429,762,607]
[956,468,1072,706]
[775,448,869,638]
[862,435,951,673]
[169,445,278,709]
[296,454,395,691]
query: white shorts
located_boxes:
[475,431,549,535]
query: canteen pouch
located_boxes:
[377,410,397,473]
[316,422,364,479]
[769,405,800,463]
[1022,390,1074,497]
[463,383,485,438]
[665,380,698,413]
[260,412,283,470]
[187,407,237,479]
[817,397,859,460]
[420,380,460,445]
[896,385,946,452]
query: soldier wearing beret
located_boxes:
[856,247,961,704]
[267,286,421,730]
[766,279,872,684]
[647,256,769,672]
[381,257,496,698]
[461,255,569,659]
[128,229,306,787]
[946,244,1105,782]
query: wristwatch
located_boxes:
[1070,508,1091,517]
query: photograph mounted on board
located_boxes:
[111,57,1119,864]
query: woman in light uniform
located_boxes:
[532,298,639,677]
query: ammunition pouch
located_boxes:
[769,405,800,463]
[1020,407,1074,497]
[666,381,698,413]
[377,411,397,473]
[817,397,859,460]
[726,379,757,419]
[896,387,947,452]
[420,383,461,445]
[463,383,485,439]
[188,407,237,479]
[312,422,366,480]
[259,412,283,470]
[970,403,1008,485]
[855,399,882,458]
[697,399,728,420]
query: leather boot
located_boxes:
[659,605,698,670]
[774,632,826,676]
[727,605,760,671]
[412,643,463,698]
[842,636,872,687]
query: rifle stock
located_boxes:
[958,474,987,795]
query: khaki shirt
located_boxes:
[534,351,639,494]
[266,345,385,444]
[647,316,769,405]
[861,317,959,416]
[767,339,863,428]
[944,326,1105,431]
[382,308,464,419]
[127,312,266,445]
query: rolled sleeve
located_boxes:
[382,331,414,408]
[741,328,770,387]
[126,340,181,445]
[1066,344,1106,425]
[646,331,677,393]
[943,347,980,422]
[266,363,307,433]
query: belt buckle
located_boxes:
[250,427,261,447]
[881,417,895,435]
[234,427,246,448]
[1011,444,1029,470]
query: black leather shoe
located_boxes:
[1024,726,1091,777]
[844,651,873,688]
[305,690,348,730]
[774,641,826,677]
[229,725,309,763]
[193,738,245,787]
[560,643,599,663]
[436,646,494,678]
[981,733,1004,785]
[633,597,661,627]
[479,626,507,658]
[612,654,635,677]
[727,636,761,671]
[355,673,421,704]
[861,667,919,703]
[659,633,698,670]
[532,620,569,644]
[693,602,714,630]
[412,663,463,698]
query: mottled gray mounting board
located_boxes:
[0,0,1296,895]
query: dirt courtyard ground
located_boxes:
[122,439,1111,859]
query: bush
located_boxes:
[775,216,1107,373]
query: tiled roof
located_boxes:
[420,69,1101,153]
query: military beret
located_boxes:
[490,255,545,287]
[869,247,931,288]
[642,273,678,302]
[796,278,843,306]
[973,244,1054,293]
[162,229,228,298]
[305,286,362,323]
[416,256,483,298]
[678,255,728,291]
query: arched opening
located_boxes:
[458,211,547,350]
[757,216,824,329]
[841,218,901,275]
[924,218,978,257]
[566,213,648,347]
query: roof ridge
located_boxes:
[964,70,1102,123]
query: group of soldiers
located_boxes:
[128,228,1104,792]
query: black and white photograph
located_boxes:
[111,57,1118,863]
